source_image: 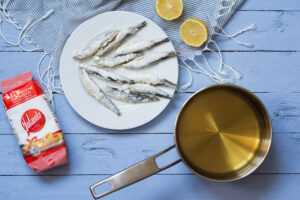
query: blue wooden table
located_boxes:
[1,1,300,199]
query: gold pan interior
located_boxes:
[175,86,271,181]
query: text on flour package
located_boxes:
[1,72,68,172]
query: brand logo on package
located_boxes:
[21,109,45,135]
[48,159,55,167]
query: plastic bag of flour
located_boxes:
[1,72,68,172]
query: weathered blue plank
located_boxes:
[1,51,299,93]
[0,52,47,88]
[1,92,300,134]
[179,51,300,93]
[215,11,300,51]
[0,133,298,175]
[1,174,299,200]
[241,0,300,10]
[1,11,300,51]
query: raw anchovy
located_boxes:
[96,21,147,56]
[104,85,159,103]
[80,63,134,84]
[94,53,142,68]
[80,69,121,116]
[73,28,118,60]
[123,51,176,69]
[113,38,169,56]
[127,74,177,88]
[122,83,171,99]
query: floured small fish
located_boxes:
[80,63,134,84]
[73,28,118,60]
[127,74,177,88]
[123,51,176,69]
[113,38,169,56]
[104,85,159,103]
[122,83,171,99]
[94,53,142,68]
[96,21,147,56]
[80,69,120,116]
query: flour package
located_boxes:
[1,72,68,172]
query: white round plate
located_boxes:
[60,11,178,130]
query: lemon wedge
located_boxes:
[180,18,208,47]
[155,0,183,21]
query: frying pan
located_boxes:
[90,84,272,199]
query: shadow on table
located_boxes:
[37,151,71,183]
[155,141,278,200]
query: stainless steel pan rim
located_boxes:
[174,84,272,182]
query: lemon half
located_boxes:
[180,18,208,47]
[156,0,183,21]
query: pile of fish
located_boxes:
[73,21,176,116]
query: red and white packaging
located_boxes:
[1,72,68,172]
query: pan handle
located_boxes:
[90,145,181,199]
